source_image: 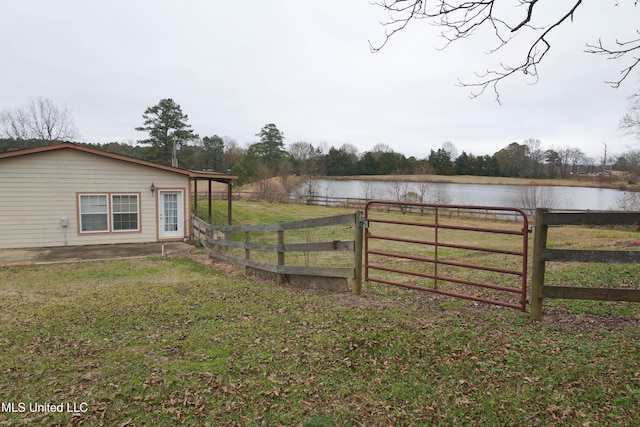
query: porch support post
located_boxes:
[227,180,232,225]
[193,179,198,217]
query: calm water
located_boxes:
[304,178,626,211]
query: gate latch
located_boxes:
[359,214,369,228]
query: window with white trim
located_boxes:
[80,195,109,232]
[112,194,139,231]
[79,193,139,233]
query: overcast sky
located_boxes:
[1,1,639,160]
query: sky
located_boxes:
[1,1,639,160]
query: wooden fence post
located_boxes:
[277,223,285,285]
[352,211,364,295]
[244,231,251,276]
[530,208,549,320]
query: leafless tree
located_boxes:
[342,143,360,157]
[555,146,585,177]
[524,138,544,177]
[0,97,80,142]
[289,141,324,176]
[370,1,640,102]
[517,185,557,214]
[360,180,380,200]
[254,162,277,202]
[568,148,586,175]
[602,142,610,175]
[222,137,244,171]
[430,185,452,204]
[616,191,640,211]
[278,158,294,196]
[620,90,640,139]
[412,162,434,203]
[441,141,458,160]
[296,178,319,205]
[388,174,412,213]
[584,156,597,174]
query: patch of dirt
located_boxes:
[534,305,639,333]
[185,250,639,331]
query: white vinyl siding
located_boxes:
[0,149,190,248]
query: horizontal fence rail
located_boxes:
[192,213,363,293]
[197,191,533,220]
[530,209,640,320]
[364,201,530,311]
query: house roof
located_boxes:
[0,142,237,182]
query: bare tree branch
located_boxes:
[585,31,640,88]
[460,0,583,103]
[620,89,640,139]
[370,0,638,102]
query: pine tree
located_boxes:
[136,98,198,167]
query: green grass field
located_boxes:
[1,201,639,425]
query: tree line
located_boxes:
[2,98,639,186]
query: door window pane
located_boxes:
[164,193,178,232]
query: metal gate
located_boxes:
[364,201,530,311]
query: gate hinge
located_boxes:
[359,214,369,228]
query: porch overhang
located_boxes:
[189,170,236,226]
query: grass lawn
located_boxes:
[1,202,639,426]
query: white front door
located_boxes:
[159,191,184,239]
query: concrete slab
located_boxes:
[0,242,196,267]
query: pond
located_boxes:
[302,178,627,211]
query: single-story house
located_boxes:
[0,142,235,249]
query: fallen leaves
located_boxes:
[1,257,639,426]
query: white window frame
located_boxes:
[79,194,109,233]
[111,194,140,232]
[78,193,141,234]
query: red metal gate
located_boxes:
[364,201,530,311]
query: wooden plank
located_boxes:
[283,241,354,252]
[543,249,640,264]
[278,265,354,278]
[205,236,245,249]
[543,211,640,226]
[208,251,278,273]
[206,213,354,233]
[278,213,355,230]
[207,251,352,278]
[542,285,640,302]
[206,238,354,253]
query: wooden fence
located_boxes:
[192,213,363,294]
[200,191,529,221]
[530,208,640,320]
